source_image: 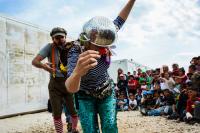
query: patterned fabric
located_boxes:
[83,79,113,99]
[78,90,117,133]
[67,44,110,90]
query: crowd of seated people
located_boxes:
[115,56,200,124]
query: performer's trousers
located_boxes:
[48,77,77,117]
[77,90,118,133]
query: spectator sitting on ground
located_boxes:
[128,93,137,110]
[160,88,176,116]
[152,90,162,109]
[146,88,176,116]
[146,90,165,116]
[176,83,189,122]
[151,88,175,115]
[184,83,200,124]
[191,71,200,96]
[135,89,142,107]
[117,92,129,111]
[140,90,156,115]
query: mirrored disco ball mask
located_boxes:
[83,16,117,47]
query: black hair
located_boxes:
[189,64,196,71]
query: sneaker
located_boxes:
[140,108,147,116]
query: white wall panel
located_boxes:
[0,16,50,117]
[0,17,7,112]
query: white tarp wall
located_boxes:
[108,59,150,83]
[0,15,50,117]
[108,59,128,83]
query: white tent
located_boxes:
[108,59,150,83]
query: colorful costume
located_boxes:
[67,16,125,133]
[38,41,78,133]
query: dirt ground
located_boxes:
[0,111,199,133]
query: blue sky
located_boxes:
[0,0,199,71]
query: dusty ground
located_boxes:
[0,111,199,133]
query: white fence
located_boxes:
[0,15,50,118]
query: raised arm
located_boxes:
[118,0,136,21]
[113,0,136,30]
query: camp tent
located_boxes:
[108,59,150,83]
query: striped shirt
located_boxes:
[67,16,125,91]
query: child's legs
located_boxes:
[123,105,129,111]
[164,105,173,114]
[98,94,118,133]
[148,109,161,116]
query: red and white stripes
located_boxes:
[53,117,63,133]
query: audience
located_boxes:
[115,56,200,124]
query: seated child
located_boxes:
[128,93,137,110]
[147,88,175,116]
[117,92,128,111]
[135,89,142,107]
[184,84,200,124]
[140,90,156,115]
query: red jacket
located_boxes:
[128,79,138,90]
[186,97,200,113]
